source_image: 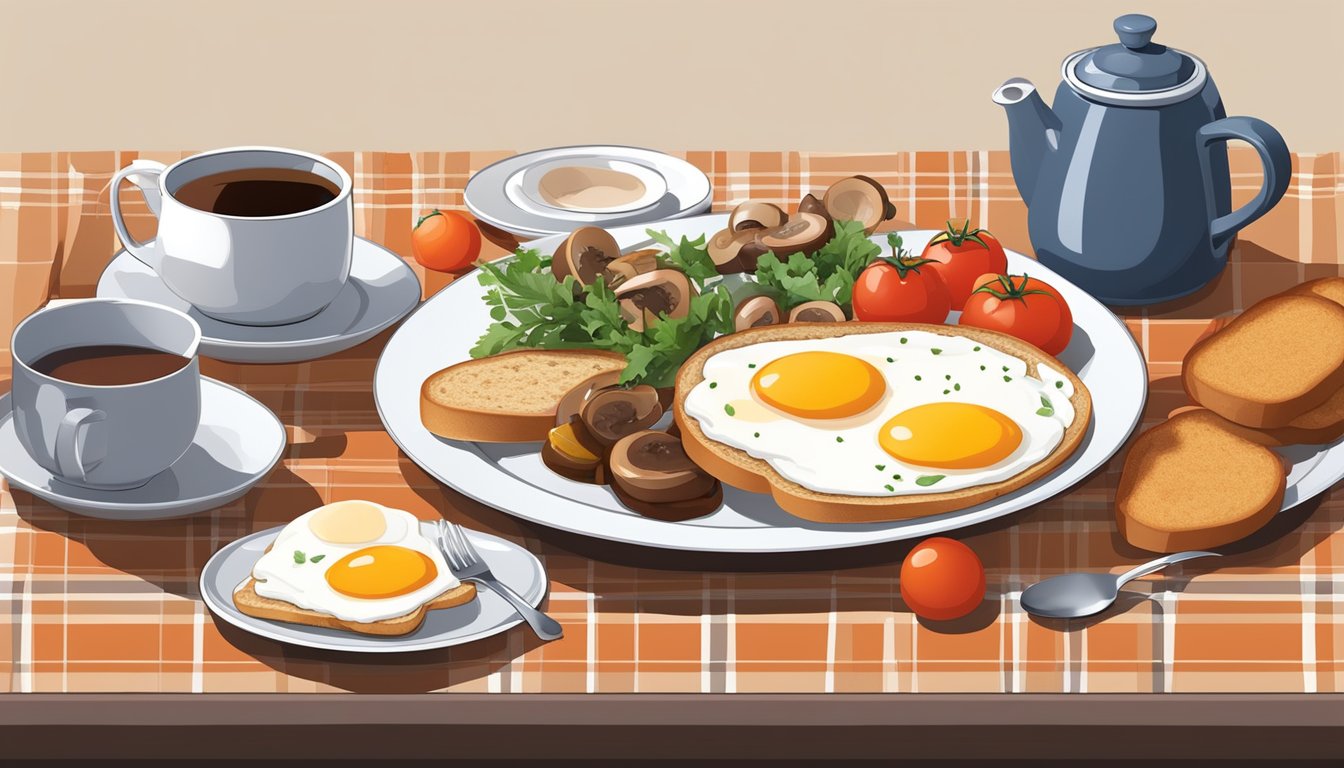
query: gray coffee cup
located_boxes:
[10,299,202,490]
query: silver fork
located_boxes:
[436,520,563,641]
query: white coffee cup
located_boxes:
[10,299,203,490]
[110,146,353,327]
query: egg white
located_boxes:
[247,503,462,623]
[683,330,1076,497]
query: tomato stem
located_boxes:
[971,273,1052,302]
[928,218,991,249]
[415,209,443,230]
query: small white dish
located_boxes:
[0,378,285,520]
[200,522,549,653]
[465,145,712,238]
[97,236,421,364]
[516,156,668,214]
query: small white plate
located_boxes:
[200,522,549,653]
[466,145,712,238]
[97,237,421,364]
[374,216,1152,553]
[0,378,284,520]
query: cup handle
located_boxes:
[1196,116,1292,250]
[110,160,168,272]
[55,407,106,483]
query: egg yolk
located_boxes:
[324,545,437,599]
[879,403,1023,469]
[751,352,885,419]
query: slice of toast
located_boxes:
[1169,393,1344,447]
[233,579,477,637]
[1183,293,1344,428]
[673,322,1091,524]
[420,349,626,442]
[1289,276,1344,307]
[1116,409,1286,552]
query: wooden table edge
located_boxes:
[1,693,1341,760]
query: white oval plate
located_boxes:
[200,523,549,653]
[375,214,1157,553]
[465,145,712,237]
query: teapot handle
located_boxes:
[1197,116,1291,250]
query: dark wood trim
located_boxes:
[0,694,1341,760]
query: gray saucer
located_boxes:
[96,236,421,363]
[0,379,285,520]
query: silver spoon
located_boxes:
[1020,551,1221,619]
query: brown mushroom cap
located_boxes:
[604,249,659,285]
[797,193,830,219]
[788,300,847,323]
[579,385,663,446]
[822,176,896,235]
[608,430,718,504]
[707,228,767,274]
[755,212,835,259]
[555,370,624,426]
[728,201,788,233]
[552,226,621,285]
[614,269,693,331]
[733,295,782,332]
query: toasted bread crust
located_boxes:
[233,579,478,637]
[1116,410,1286,552]
[1167,405,1344,447]
[420,349,626,443]
[1183,294,1344,428]
[673,322,1092,524]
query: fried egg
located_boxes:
[247,500,462,623]
[683,330,1075,496]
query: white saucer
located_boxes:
[97,237,421,364]
[465,145,712,238]
[200,522,549,653]
[0,379,285,520]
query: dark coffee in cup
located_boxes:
[32,345,193,386]
[173,167,341,217]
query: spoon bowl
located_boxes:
[1019,550,1221,620]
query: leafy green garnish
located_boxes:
[752,220,880,312]
[915,475,946,487]
[310,554,326,564]
[1036,395,1054,417]
[647,229,719,283]
[293,550,306,564]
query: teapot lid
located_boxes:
[1068,15,1205,103]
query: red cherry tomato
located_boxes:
[900,537,986,621]
[412,209,482,273]
[959,273,1072,355]
[852,255,951,324]
[921,220,1009,310]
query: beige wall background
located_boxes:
[1,0,1339,152]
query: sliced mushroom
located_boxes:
[578,385,663,447]
[789,300,847,323]
[608,430,718,504]
[822,176,896,235]
[797,193,830,219]
[555,370,624,426]
[708,228,768,274]
[604,248,659,284]
[552,226,620,285]
[755,212,834,259]
[728,201,788,233]
[734,295,782,332]
[541,417,603,483]
[614,269,692,331]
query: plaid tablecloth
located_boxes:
[0,150,1340,694]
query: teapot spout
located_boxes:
[993,78,1062,207]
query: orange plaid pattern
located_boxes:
[0,149,1341,694]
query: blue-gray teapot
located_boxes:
[993,14,1291,306]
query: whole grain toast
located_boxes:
[420,349,626,442]
[1182,293,1344,428]
[1289,276,1344,307]
[1116,409,1286,553]
[233,578,477,637]
[672,322,1092,524]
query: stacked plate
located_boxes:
[465,145,713,239]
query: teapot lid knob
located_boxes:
[1114,14,1158,49]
